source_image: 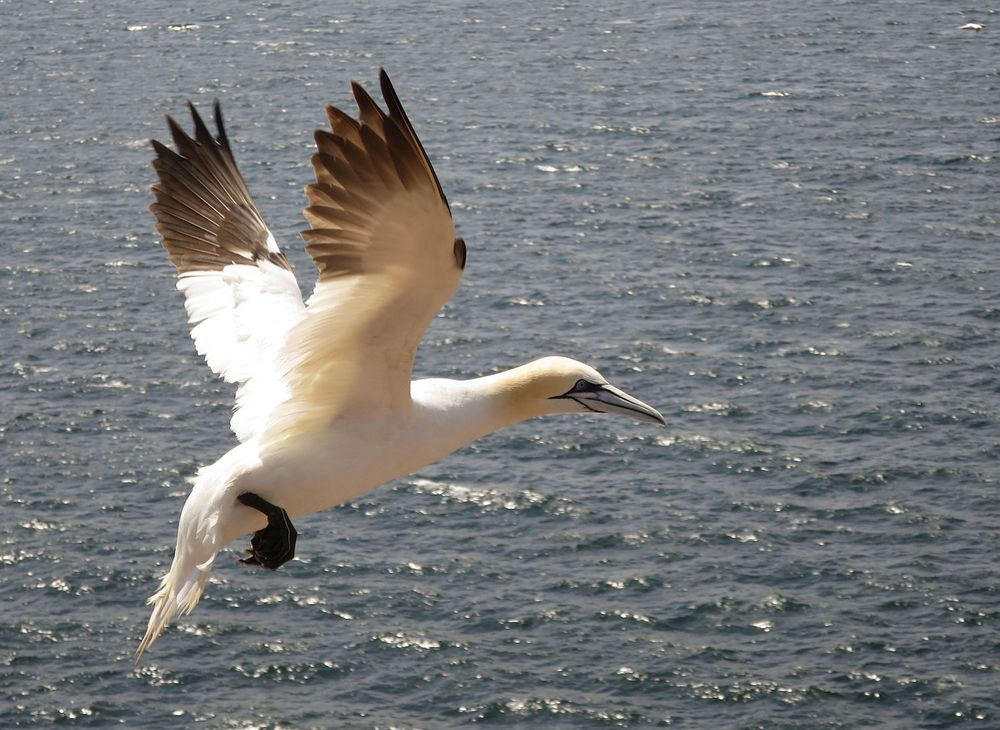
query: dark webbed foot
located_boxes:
[237,492,297,570]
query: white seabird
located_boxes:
[959,22,984,31]
[138,69,665,659]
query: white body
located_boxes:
[204,375,533,543]
[139,362,602,656]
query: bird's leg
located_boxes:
[236,492,297,570]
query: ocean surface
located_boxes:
[2,1,999,727]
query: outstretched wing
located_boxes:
[149,102,306,443]
[261,69,466,446]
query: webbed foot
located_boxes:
[237,492,297,570]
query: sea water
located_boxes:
[2,1,998,727]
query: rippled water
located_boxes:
[3,1,999,727]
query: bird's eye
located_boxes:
[575,379,589,391]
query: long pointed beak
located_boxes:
[579,383,666,426]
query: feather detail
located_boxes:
[149,102,307,443]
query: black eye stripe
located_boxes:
[549,379,604,400]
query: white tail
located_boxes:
[136,473,224,661]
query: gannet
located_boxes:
[960,22,985,31]
[138,69,664,659]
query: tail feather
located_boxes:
[137,470,225,661]
[136,554,216,661]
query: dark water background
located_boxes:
[3,1,999,727]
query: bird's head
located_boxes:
[506,356,666,426]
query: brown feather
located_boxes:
[149,103,289,274]
[302,70,460,283]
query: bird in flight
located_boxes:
[138,69,664,659]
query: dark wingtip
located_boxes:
[374,68,451,214]
[185,101,201,129]
[166,113,193,149]
[351,78,386,122]
[213,99,229,148]
[150,138,180,163]
[187,101,214,146]
[378,68,400,114]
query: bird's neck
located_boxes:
[411,362,566,456]
[470,363,564,429]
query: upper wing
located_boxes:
[149,102,307,443]
[260,69,466,446]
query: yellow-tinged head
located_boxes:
[497,356,666,426]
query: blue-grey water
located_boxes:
[3,1,999,727]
